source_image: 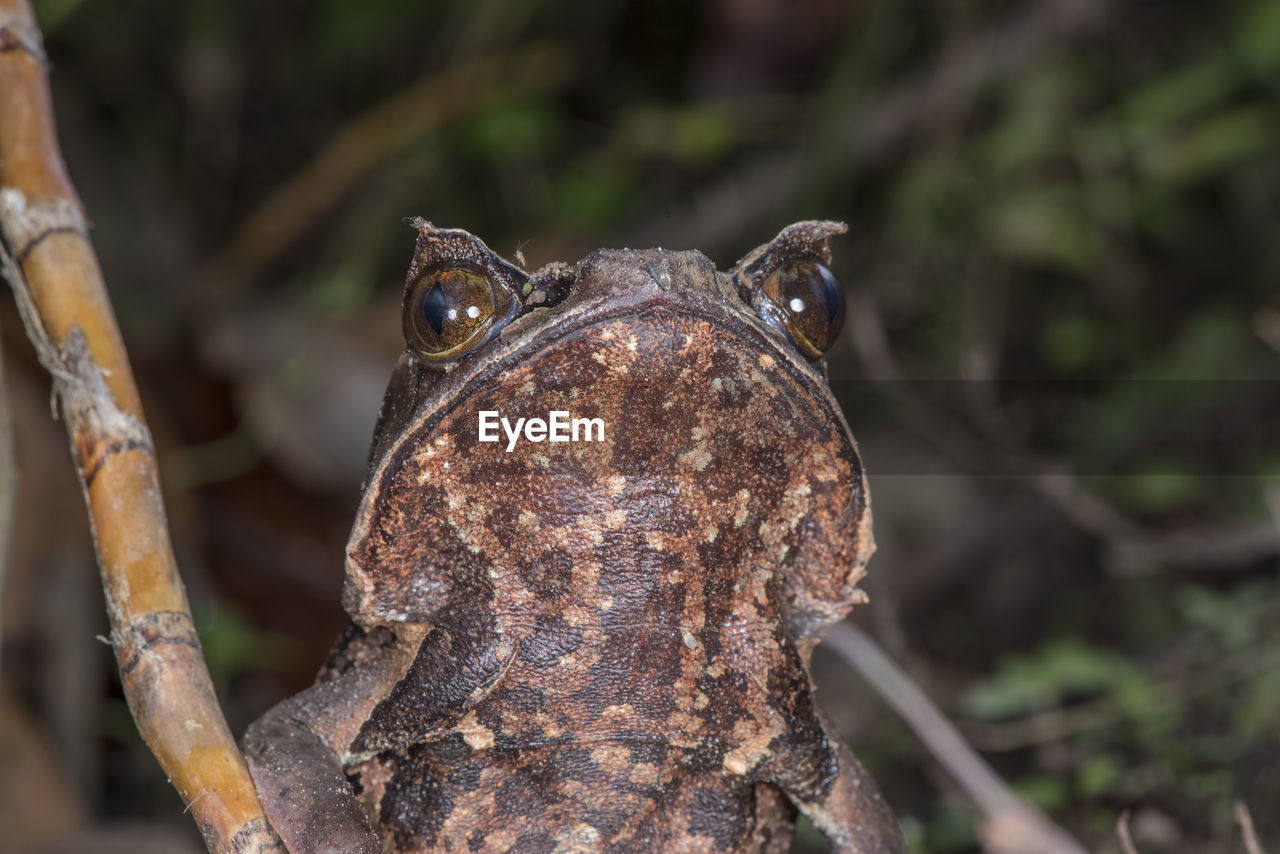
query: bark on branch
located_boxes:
[0,2,280,850]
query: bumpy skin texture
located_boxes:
[244,222,906,853]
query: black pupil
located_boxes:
[406,269,506,358]
[817,264,841,321]
[764,260,845,357]
[421,282,449,335]
[787,264,841,321]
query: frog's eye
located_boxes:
[404,269,515,362]
[758,260,846,358]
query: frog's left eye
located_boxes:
[758,260,846,358]
[404,269,516,362]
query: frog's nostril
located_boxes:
[524,266,576,308]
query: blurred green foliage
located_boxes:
[961,637,1162,726]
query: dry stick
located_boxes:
[1235,801,1267,854]
[196,42,572,307]
[0,327,13,658]
[1116,811,1139,854]
[823,622,1089,854]
[0,3,280,851]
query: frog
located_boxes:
[243,220,906,854]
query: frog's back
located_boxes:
[341,562,833,851]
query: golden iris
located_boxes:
[762,260,846,358]
[405,270,512,361]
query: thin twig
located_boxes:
[960,694,1118,752]
[0,2,280,850]
[823,622,1089,854]
[0,298,12,663]
[1236,801,1266,854]
[1117,811,1140,854]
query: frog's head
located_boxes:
[343,221,873,640]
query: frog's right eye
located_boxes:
[758,259,846,358]
[731,221,849,361]
[404,269,516,363]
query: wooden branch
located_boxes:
[0,2,280,851]
[0,333,13,651]
[823,622,1089,854]
[1116,811,1139,854]
[1236,801,1267,854]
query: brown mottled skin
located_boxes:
[244,221,907,853]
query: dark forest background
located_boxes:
[1,0,1278,851]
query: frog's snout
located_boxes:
[566,247,729,316]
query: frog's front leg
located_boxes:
[245,613,515,852]
[244,686,383,854]
[763,710,907,854]
[243,623,426,854]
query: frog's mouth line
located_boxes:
[397,299,853,464]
